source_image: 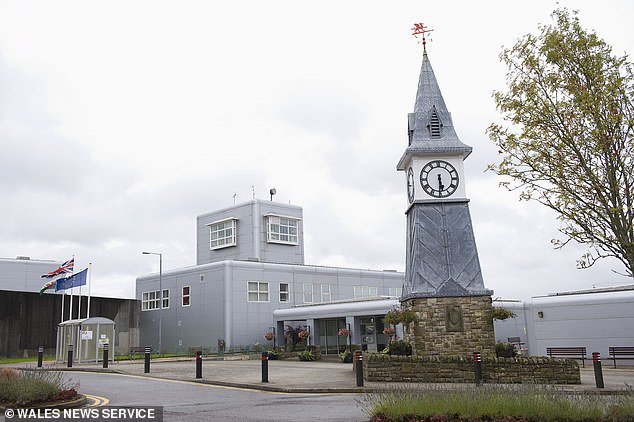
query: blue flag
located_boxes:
[56,268,88,291]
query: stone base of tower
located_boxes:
[401,295,496,358]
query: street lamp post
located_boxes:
[142,251,162,356]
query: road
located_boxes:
[72,372,369,422]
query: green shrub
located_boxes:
[298,350,315,361]
[381,340,412,356]
[0,369,78,407]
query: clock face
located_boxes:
[407,167,415,203]
[420,160,459,198]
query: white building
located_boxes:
[136,199,404,354]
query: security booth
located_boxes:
[57,317,115,364]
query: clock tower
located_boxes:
[397,27,495,358]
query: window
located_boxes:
[303,283,313,303]
[389,287,402,297]
[142,289,169,311]
[321,284,331,302]
[208,218,237,249]
[279,283,289,303]
[161,289,170,308]
[248,281,269,302]
[354,285,378,299]
[182,286,191,306]
[267,215,299,244]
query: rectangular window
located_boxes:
[182,286,191,307]
[279,283,289,303]
[142,289,169,311]
[389,287,402,297]
[162,289,170,309]
[321,284,331,303]
[267,215,299,244]
[247,281,269,302]
[208,218,237,249]
[354,285,378,299]
[303,283,313,303]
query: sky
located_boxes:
[1,0,632,301]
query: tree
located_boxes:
[487,8,634,277]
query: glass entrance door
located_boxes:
[318,319,346,354]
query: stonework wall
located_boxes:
[364,353,581,384]
[402,295,496,358]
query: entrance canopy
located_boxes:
[273,297,399,353]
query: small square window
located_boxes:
[247,281,269,303]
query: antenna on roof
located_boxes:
[412,22,434,52]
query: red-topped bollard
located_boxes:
[354,351,364,387]
[261,351,269,383]
[196,350,203,379]
[473,351,483,386]
[592,352,604,388]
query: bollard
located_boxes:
[67,345,74,368]
[103,343,109,369]
[261,351,269,383]
[354,350,364,387]
[144,346,152,373]
[37,346,43,368]
[473,351,483,386]
[196,350,203,379]
[592,352,604,389]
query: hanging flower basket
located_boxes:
[338,328,350,336]
[298,330,309,339]
[383,327,395,335]
[263,332,274,341]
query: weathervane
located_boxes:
[412,23,434,51]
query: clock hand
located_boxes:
[437,174,444,191]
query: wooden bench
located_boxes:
[546,347,587,367]
[129,346,150,359]
[189,346,203,357]
[609,347,634,368]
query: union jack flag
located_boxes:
[40,258,74,279]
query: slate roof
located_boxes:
[397,52,472,170]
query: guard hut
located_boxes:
[56,317,115,364]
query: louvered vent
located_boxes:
[429,110,441,138]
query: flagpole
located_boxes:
[87,263,92,319]
[68,256,75,320]
[78,282,82,319]
[61,290,65,323]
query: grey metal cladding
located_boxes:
[402,202,492,299]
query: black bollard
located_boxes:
[103,343,109,369]
[354,351,364,387]
[592,352,604,389]
[473,351,483,386]
[196,351,203,379]
[37,346,43,368]
[67,345,74,368]
[144,346,151,373]
[261,351,269,383]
